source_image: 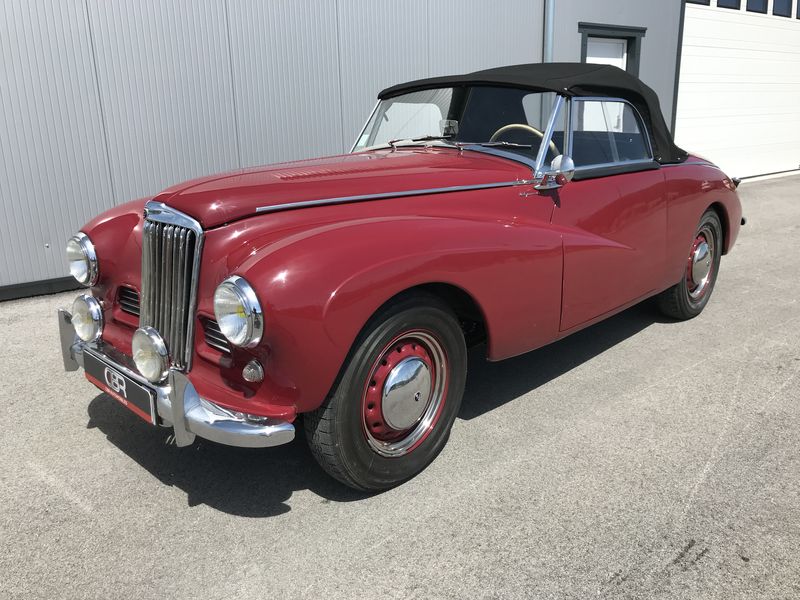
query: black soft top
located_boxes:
[379,62,687,165]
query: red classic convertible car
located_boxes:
[59,63,742,490]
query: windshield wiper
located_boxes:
[467,141,532,149]
[386,135,455,149]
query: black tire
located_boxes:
[657,209,723,320]
[304,292,467,491]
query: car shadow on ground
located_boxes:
[86,300,666,517]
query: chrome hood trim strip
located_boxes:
[255,179,528,215]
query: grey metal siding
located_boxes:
[1,0,543,288]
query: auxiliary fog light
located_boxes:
[132,327,169,383]
[242,359,264,383]
[71,294,103,342]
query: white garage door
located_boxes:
[676,2,800,178]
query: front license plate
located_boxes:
[83,350,157,425]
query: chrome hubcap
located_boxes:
[687,226,715,301]
[691,241,711,285]
[381,357,432,430]
[362,331,448,457]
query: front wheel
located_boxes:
[657,209,723,320]
[304,293,467,491]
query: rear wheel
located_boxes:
[304,293,467,491]
[657,209,723,320]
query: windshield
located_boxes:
[353,86,562,160]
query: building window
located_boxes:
[746,0,768,13]
[716,0,741,9]
[578,23,647,77]
[686,0,710,4]
[773,0,792,16]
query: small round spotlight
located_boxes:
[132,327,169,383]
[71,294,103,342]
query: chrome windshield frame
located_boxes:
[350,101,379,153]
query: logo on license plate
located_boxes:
[104,367,128,398]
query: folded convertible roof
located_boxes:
[379,62,687,165]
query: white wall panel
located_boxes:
[87,0,240,203]
[337,0,430,151]
[429,0,543,78]
[0,0,112,286]
[227,0,343,166]
[676,3,800,178]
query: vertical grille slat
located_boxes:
[140,204,203,371]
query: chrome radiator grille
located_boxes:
[140,202,203,370]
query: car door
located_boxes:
[550,98,667,332]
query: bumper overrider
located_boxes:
[58,308,294,448]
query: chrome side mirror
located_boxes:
[534,155,575,190]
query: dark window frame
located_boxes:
[773,0,792,17]
[746,0,768,13]
[716,0,742,9]
[686,0,710,4]
[578,22,647,77]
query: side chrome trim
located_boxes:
[573,158,656,172]
[661,161,716,168]
[255,180,527,214]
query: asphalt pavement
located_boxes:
[2,175,799,599]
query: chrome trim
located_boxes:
[255,180,525,214]
[573,158,656,172]
[141,201,204,371]
[132,326,170,383]
[661,161,716,168]
[459,145,538,170]
[534,94,565,174]
[213,275,264,348]
[350,100,380,152]
[58,309,80,371]
[57,312,294,449]
[202,319,232,354]
[67,232,99,286]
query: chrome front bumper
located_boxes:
[58,309,294,449]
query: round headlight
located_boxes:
[132,327,169,383]
[66,232,98,286]
[213,276,263,348]
[71,294,103,342]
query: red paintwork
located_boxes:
[80,148,741,422]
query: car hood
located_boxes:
[152,148,528,229]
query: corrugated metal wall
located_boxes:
[0,0,542,288]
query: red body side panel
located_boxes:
[79,149,742,421]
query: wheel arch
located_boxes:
[372,282,489,348]
[707,201,731,254]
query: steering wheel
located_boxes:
[489,124,560,157]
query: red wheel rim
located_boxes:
[361,330,448,457]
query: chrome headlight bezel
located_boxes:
[132,326,170,383]
[71,294,103,342]
[66,232,99,286]
[213,275,264,348]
